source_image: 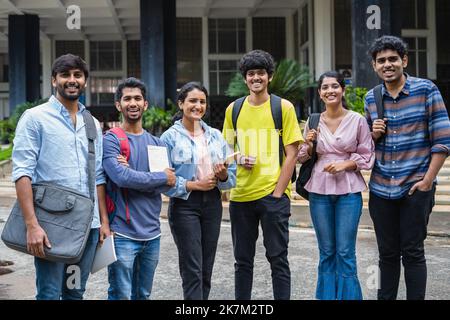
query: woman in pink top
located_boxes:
[298,71,375,300]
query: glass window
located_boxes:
[399,0,427,29]
[127,40,140,78]
[177,18,203,87]
[253,17,286,63]
[90,77,121,106]
[55,41,85,60]
[208,19,246,54]
[334,0,352,71]
[300,5,309,45]
[208,59,240,96]
[404,37,428,78]
[90,41,122,71]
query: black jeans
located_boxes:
[168,188,222,300]
[229,194,291,300]
[368,185,435,300]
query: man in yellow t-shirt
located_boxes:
[222,50,303,300]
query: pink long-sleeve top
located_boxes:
[298,111,375,195]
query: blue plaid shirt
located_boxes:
[364,75,450,199]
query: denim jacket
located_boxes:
[160,120,236,200]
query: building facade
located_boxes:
[0,0,449,129]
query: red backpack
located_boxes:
[106,127,131,224]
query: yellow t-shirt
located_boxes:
[222,97,303,202]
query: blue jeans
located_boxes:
[34,228,99,300]
[309,193,363,300]
[107,235,160,300]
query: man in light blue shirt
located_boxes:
[12,54,110,300]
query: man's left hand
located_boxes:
[99,224,112,246]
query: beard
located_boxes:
[56,84,84,101]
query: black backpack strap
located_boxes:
[373,84,386,165]
[270,94,284,168]
[231,96,247,152]
[308,113,321,131]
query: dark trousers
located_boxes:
[368,186,435,300]
[168,188,222,300]
[229,194,291,300]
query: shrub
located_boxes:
[345,86,368,115]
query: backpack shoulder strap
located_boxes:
[373,84,387,165]
[109,127,131,161]
[374,84,384,119]
[231,96,247,130]
[308,113,321,130]
[270,94,283,168]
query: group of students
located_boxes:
[10,35,450,300]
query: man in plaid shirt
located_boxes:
[365,36,450,300]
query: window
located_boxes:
[209,19,246,54]
[208,19,246,95]
[400,0,437,79]
[127,40,140,79]
[209,60,240,96]
[55,41,85,59]
[334,0,352,73]
[90,77,121,106]
[177,18,203,87]
[90,41,122,71]
[253,18,286,63]
[298,1,313,67]
[404,37,428,78]
[400,0,427,29]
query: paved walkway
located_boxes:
[1,204,449,300]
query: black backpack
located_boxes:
[231,94,297,183]
[295,113,321,200]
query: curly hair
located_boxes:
[239,50,275,78]
[368,35,409,61]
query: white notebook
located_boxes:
[91,234,117,274]
[148,145,170,172]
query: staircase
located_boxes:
[292,158,450,213]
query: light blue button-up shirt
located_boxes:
[12,95,106,228]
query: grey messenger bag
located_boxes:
[1,110,97,264]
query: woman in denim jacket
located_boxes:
[160,82,236,300]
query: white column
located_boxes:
[313,0,333,80]
[202,17,209,91]
[41,38,52,99]
[285,14,294,60]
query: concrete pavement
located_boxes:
[1,203,449,300]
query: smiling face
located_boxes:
[179,88,207,122]
[372,49,408,83]
[244,69,272,95]
[319,77,345,106]
[52,69,86,102]
[115,87,148,123]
